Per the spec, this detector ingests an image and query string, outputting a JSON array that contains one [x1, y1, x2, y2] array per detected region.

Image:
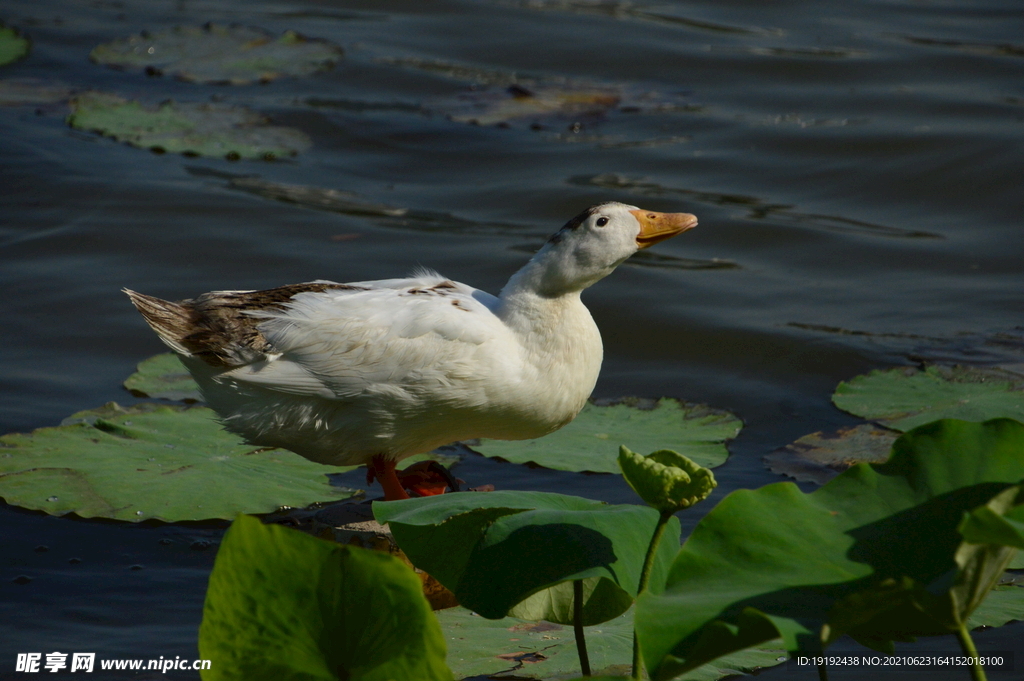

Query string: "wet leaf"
[[833, 364, 1024, 431], [91, 24, 342, 85], [124, 352, 201, 402], [199, 515, 451, 681], [67, 92, 311, 159], [374, 490, 681, 625], [442, 83, 621, 126], [472, 399, 739, 473], [0, 23, 30, 66], [636, 418, 1024, 681], [764, 424, 899, 484], [0, 402, 359, 522], [439, 606, 785, 680]]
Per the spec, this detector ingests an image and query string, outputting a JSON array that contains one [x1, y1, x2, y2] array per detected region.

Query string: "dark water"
[[1, 0, 1022, 678]]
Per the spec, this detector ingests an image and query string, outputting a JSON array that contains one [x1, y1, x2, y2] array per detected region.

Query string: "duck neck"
[[495, 254, 592, 338]]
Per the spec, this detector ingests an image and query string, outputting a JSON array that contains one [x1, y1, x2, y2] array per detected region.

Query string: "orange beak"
[[630, 209, 698, 249]]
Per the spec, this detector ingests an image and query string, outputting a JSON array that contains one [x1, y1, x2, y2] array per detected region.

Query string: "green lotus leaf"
[[199, 515, 451, 681], [439, 606, 786, 680], [0, 402, 359, 521], [636, 418, 1024, 681], [0, 24, 30, 66], [91, 24, 342, 85], [473, 399, 740, 474], [618, 446, 716, 512], [764, 424, 899, 485], [124, 352, 202, 401], [374, 490, 681, 625], [67, 92, 311, 159], [966, 583, 1024, 628], [833, 365, 1024, 432]]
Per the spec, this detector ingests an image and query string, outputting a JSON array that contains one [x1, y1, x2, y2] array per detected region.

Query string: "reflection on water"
[[1, 0, 1023, 676]]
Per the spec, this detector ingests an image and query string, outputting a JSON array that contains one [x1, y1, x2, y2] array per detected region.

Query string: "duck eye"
[[595, 217, 609, 227]]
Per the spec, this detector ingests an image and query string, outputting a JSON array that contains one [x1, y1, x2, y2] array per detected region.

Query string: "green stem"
[[817, 661, 829, 681], [573, 579, 591, 676], [631, 510, 674, 681], [955, 622, 987, 681]]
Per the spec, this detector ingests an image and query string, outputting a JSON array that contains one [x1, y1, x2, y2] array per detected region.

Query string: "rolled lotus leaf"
[[618, 446, 716, 513]]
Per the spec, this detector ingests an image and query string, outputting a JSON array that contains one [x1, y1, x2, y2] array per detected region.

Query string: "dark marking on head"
[[547, 204, 605, 244]]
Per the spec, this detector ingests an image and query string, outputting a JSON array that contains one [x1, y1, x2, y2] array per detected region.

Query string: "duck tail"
[[123, 289, 196, 356]]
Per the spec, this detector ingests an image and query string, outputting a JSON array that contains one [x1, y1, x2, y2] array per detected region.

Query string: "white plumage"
[[126, 202, 696, 498]]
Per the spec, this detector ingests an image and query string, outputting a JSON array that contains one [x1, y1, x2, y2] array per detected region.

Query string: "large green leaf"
[[68, 92, 311, 159], [833, 365, 1024, 432], [91, 24, 342, 85], [636, 419, 1024, 681], [199, 515, 451, 681], [0, 23, 30, 66], [374, 490, 681, 625], [124, 352, 202, 402], [0, 402, 358, 521], [472, 399, 740, 473], [440, 606, 786, 680]]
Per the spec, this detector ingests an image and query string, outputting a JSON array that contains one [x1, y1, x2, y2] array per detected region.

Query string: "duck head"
[[513, 202, 698, 297]]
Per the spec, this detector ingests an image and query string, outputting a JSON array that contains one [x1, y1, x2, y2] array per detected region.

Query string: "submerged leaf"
[[0, 23, 30, 66], [637, 418, 1024, 680], [67, 92, 311, 159], [124, 353, 201, 401], [91, 24, 342, 84], [374, 490, 681, 625], [439, 606, 785, 681], [473, 399, 739, 473], [0, 402, 358, 521], [833, 365, 1024, 431], [199, 515, 451, 681], [764, 424, 899, 484], [0, 79, 74, 106]]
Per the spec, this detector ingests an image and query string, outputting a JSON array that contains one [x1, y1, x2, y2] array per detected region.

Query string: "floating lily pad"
[[442, 83, 621, 126], [833, 364, 1024, 431], [637, 418, 1024, 680], [67, 92, 311, 159], [0, 23, 30, 66], [124, 352, 201, 401], [200, 515, 451, 681], [472, 399, 739, 473], [764, 424, 899, 484], [967, 583, 1024, 628], [439, 606, 786, 680], [0, 402, 359, 522], [91, 24, 342, 85]]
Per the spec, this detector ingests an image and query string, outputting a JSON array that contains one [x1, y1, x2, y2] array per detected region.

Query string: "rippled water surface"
[[2, 0, 1022, 678]]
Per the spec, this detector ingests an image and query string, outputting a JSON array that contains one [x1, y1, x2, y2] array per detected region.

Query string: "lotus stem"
[[631, 509, 674, 681], [955, 622, 987, 681], [573, 579, 591, 676], [817, 661, 829, 681]]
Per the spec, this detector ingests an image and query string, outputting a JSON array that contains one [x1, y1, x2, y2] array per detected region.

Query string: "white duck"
[[125, 202, 697, 500]]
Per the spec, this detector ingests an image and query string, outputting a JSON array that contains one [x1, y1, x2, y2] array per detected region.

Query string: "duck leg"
[[367, 456, 461, 500]]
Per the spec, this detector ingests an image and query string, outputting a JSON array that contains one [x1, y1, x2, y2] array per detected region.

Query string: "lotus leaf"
[[0, 24, 30, 66], [966, 584, 1024, 628], [67, 92, 311, 159], [439, 606, 786, 680], [0, 402, 358, 521], [443, 83, 621, 126], [91, 24, 342, 85], [374, 490, 681, 625], [473, 399, 739, 474], [764, 424, 899, 484], [124, 352, 201, 401], [636, 418, 1024, 681], [199, 515, 451, 681], [618, 447, 716, 513], [833, 365, 1024, 431]]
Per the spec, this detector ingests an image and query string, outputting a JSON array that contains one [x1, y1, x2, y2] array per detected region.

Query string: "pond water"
[[1, 0, 1022, 678]]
